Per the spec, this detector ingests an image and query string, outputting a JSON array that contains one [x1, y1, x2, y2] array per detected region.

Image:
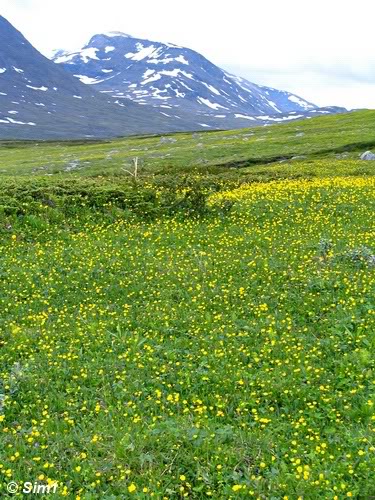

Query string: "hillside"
[[1, 109, 374, 177], [0, 16, 198, 140]]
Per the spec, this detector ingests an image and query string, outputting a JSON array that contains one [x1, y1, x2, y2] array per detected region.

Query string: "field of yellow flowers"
[[0, 174, 374, 499]]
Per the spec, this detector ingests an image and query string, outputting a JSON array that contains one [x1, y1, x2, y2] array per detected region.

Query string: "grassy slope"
[[0, 111, 374, 499], [0, 110, 375, 178]]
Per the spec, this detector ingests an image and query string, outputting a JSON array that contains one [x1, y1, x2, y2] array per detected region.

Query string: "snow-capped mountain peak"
[[100, 31, 132, 38], [52, 32, 328, 127]]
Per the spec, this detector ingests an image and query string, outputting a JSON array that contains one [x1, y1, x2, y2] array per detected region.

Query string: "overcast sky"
[[2, 0, 375, 110]]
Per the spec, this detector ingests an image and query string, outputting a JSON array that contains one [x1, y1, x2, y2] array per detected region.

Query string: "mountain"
[[52, 33, 346, 127], [0, 16, 196, 140], [0, 15, 346, 141]]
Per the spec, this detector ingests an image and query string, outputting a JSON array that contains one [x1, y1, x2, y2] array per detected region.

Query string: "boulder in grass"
[[360, 151, 375, 160]]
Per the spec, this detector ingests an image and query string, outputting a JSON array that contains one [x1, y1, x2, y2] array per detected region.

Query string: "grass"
[[0, 110, 375, 178], [0, 111, 375, 498]]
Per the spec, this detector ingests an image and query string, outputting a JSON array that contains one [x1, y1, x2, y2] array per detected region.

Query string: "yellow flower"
[[128, 484, 136, 493], [232, 485, 242, 492], [179, 475, 186, 481]]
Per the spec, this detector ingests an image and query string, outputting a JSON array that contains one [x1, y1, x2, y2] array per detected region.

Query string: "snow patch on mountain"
[[197, 97, 226, 110], [79, 48, 100, 63], [102, 31, 132, 38], [26, 85, 48, 91], [235, 114, 256, 120], [55, 47, 100, 64], [75, 75, 98, 84], [288, 95, 314, 110], [0, 116, 36, 125], [125, 44, 162, 61], [202, 82, 221, 95], [142, 72, 161, 85]]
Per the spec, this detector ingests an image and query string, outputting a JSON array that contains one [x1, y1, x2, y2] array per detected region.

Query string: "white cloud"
[[1, 0, 375, 109]]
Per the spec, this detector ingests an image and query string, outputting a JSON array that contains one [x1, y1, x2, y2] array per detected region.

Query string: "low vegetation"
[[0, 112, 374, 498]]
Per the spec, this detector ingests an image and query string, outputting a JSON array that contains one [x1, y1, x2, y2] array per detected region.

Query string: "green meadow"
[[0, 111, 374, 499]]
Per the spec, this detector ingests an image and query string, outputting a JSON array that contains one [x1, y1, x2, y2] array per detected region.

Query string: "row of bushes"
[[0, 176, 237, 229]]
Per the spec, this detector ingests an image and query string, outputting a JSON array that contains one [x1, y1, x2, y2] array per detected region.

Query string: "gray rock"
[[160, 137, 177, 144], [65, 160, 81, 172], [335, 153, 349, 159], [360, 151, 375, 160]]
